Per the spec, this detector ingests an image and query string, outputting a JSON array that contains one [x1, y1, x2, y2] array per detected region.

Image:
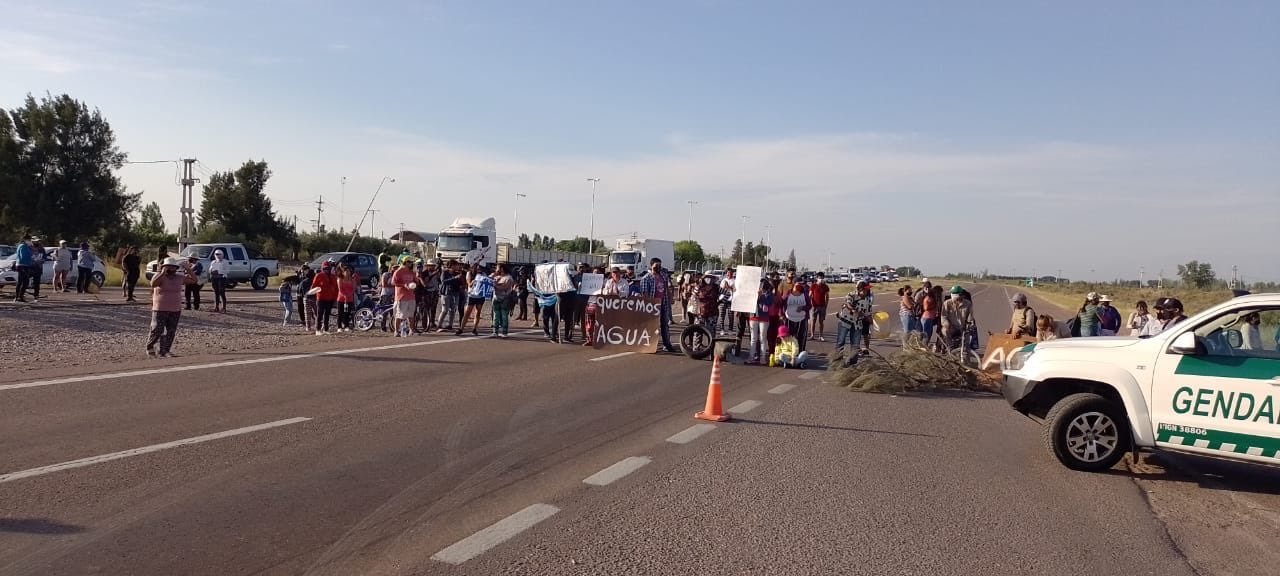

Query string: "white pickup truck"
[[145, 243, 279, 290], [1003, 293, 1280, 472]]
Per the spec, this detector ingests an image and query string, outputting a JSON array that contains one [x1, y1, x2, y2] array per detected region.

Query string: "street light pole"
[[764, 225, 772, 270], [339, 176, 346, 233], [514, 192, 527, 247], [587, 178, 600, 253], [740, 216, 749, 267], [346, 176, 395, 252], [686, 200, 697, 242]]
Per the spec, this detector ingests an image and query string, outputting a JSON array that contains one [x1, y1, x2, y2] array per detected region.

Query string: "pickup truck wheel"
[[251, 269, 269, 291], [1044, 393, 1130, 472]]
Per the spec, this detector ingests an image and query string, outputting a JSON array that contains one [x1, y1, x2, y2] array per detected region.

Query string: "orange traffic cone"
[[695, 356, 731, 422]]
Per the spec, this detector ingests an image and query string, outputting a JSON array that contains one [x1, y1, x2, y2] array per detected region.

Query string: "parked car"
[[0, 245, 14, 260], [144, 243, 279, 290], [0, 247, 108, 288], [1004, 293, 1280, 472], [308, 252, 380, 288]]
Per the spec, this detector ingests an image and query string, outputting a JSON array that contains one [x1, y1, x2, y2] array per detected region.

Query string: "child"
[[770, 325, 809, 369], [279, 277, 295, 326], [1036, 314, 1060, 342], [582, 299, 599, 347]]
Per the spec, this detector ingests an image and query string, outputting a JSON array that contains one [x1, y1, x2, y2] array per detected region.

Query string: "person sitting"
[[1035, 315, 1059, 342], [770, 325, 808, 368]]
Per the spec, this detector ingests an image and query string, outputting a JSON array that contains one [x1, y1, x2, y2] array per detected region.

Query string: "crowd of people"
[[8, 235, 108, 302]]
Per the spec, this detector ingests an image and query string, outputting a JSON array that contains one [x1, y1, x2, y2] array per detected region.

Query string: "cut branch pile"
[[826, 347, 1001, 394]]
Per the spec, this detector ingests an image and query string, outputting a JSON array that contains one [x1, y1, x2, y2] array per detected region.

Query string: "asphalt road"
[[2, 283, 1275, 575]]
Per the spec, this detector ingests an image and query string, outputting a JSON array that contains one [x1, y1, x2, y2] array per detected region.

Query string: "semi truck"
[[496, 244, 606, 269], [434, 216, 605, 268], [608, 238, 675, 276]]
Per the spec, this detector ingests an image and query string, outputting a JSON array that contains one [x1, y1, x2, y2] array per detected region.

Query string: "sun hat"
[[778, 325, 790, 338], [1099, 295, 1112, 303], [162, 257, 183, 267]]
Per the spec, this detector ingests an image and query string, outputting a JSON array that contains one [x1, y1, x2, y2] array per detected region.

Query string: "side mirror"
[[1169, 332, 1201, 355]]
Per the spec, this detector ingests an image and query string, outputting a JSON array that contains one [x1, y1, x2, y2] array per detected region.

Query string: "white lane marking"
[[799, 371, 821, 380], [0, 331, 543, 392], [583, 456, 652, 486], [589, 351, 636, 362], [0, 417, 311, 484], [431, 503, 560, 565], [768, 384, 797, 395], [728, 400, 762, 414], [666, 423, 717, 445]]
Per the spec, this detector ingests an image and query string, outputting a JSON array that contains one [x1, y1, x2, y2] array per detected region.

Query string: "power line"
[[124, 159, 175, 165]]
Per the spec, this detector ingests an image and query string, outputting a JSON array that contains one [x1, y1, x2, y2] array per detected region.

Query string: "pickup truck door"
[[227, 246, 250, 280], [1149, 305, 1280, 465]]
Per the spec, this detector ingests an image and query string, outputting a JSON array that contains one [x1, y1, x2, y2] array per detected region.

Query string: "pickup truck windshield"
[[438, 234, 474, 252]]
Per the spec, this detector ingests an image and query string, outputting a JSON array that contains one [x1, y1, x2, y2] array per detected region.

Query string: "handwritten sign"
[[534, 263, 574, 293], [578, 273, 604, 296], [590, 295, 662, 353], [730, 266, 762, 313]]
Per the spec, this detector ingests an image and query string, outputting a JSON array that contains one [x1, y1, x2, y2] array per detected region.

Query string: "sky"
[[2, 0, 1278, 281]]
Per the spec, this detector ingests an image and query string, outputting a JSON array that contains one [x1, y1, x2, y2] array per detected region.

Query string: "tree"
[[198, 160, 295, 248], [0, 93, 138, 242], [133, 201, 175, 247], [674, 240, 705, 265], [896, 266, 922, 277], [787, 249, 797, 270], [531, 233, 542, 249], [729, 239, 743, 264], [1177, 260, 1216, 290], [518, 233, 531, 249]]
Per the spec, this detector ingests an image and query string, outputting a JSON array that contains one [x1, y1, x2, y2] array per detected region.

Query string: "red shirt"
[[312, 270, 338, 301], [392, 267, 417, 302], [337, 277, 356, 302], [809, 282, 830, 307]]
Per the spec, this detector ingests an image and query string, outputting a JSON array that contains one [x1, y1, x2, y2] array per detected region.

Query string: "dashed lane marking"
[[666, 424, 717, 445], [728, 400, 762, 414], [431, 504, 561, 565], [768, 384, 797, 394], [589, 351, 636, 362], [582, 456, 652, 486], [0, 417, 311, 484]]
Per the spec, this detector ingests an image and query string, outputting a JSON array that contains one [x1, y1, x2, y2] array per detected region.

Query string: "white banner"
[[578, 272, 604, 296], [730, 266, 762, 313], [534, 263, 574, 293]]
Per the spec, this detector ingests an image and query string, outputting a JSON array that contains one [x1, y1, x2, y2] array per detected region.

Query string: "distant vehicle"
[[0, 247, 108, 288], [0, 245, 14, 260], [496, 243, 605, 269], [309, 252, 379, 288], [833, 273, 851, 283], [437, 217, 605, 269], [608, 238, 675, 277], [145, 243, 279, 290]]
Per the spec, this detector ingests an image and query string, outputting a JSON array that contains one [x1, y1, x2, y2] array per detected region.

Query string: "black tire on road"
[[251, 269, 269, 291], [1044, 392, 1130, 472], [680, 324, 713, 360]]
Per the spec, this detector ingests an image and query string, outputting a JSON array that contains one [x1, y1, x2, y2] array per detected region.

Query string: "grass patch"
[[986, 280, 1235, 321]]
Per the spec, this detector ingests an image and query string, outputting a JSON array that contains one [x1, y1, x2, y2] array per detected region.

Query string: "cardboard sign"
[[590, 295, 662, 353], [578, 273, 604, 296], [534, 262, 574, 293], [981, 333, 1036, 373], [730, 266, 762, 313]]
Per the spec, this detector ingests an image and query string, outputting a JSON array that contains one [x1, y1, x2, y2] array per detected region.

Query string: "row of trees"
[[516, 233, 607, 254]]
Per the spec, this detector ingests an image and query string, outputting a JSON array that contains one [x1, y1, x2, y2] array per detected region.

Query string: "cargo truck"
[[608, 238, 675, 276]]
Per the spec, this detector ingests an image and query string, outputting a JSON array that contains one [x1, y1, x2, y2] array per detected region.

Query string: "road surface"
[[2, 283, 1275, 575]]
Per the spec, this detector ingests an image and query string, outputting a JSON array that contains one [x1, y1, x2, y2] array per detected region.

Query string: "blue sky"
[[3, 0, 1278, 281]]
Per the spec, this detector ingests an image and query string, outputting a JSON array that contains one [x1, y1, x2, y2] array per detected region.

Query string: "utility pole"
[[1232, 265, 1239, 289], [1139, 266, 1145, 287], [314, 195, 325, 233], [399, 222, 405, 246], [367, 209, 379, 238], [339, 176, 347, 233], [587, 178, 600, 254], [178, 158, 199, 249], [686, 200, 697, 242], [514, 192, 526, 246]]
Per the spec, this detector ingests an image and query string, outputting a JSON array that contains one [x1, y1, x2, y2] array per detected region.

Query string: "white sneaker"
[[315, 330, 323, 336]]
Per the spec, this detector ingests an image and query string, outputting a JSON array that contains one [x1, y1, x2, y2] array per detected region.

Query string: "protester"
[[695, 273, 720, 334], [492, 264, 515, 338], [419, 259, 442, 332], [853, 280, 874, 356], [515, 266, 532, 323], [390, 256, 417, 337], [717, 268, 736, 335], [437, 260, 463, 332], [1139, 298, 1187, 337], [529, 275, 560, 342], [183, 254, 204, 310], [279, 275, 295, 326], [771, 324, 808, 369], [208, 249, 231, 312], [76, 242, 99, 294], [312, 260, 339, 334], [942, 286, 974, 349], [1075, 292, 1102, 337], [898, 285, 917, 347], [783, 280, 811, 352], [678, 271, 694, 324], [378, 266, 395, 306], [634, 257, 677, 353], [834, 290, 862, 367], [296, 264, 313, 329], [912, 279, 934, 334], [920, 285, 943, 347], [12, 235, 34, 302], [52, 239, 73, 293], [604, 267, 630, 296], [573, 263, 591, 341], [1127, 301, 1151, 336], [459, 265, 494, 337], [747, 279, 774, 365], [146, 257, 197, 358], [1007, 293, 1037, 338], [767, 272, 785, 353], [122, 246, 142, 302], [336, 264, 357, 332], [808, 272, 830, 341], [28, 238, 46, 300], [1035, 315, 1059, 342], [1097, 295, 1122, 336]]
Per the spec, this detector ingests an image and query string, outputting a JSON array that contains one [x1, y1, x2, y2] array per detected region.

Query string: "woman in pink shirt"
[[146, 257, 197, 358], [336, 264, 357, 332]]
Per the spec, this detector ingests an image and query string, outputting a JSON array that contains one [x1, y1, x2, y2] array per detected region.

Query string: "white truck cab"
[[1004, 293, 1280, 471]]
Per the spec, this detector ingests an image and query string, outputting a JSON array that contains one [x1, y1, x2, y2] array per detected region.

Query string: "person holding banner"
[[459, 265, 494, 337], [748, 279, 775, 364], [603, 268, 631, 296], [633, 257, 677, 353], [528, 274, 560, 342]]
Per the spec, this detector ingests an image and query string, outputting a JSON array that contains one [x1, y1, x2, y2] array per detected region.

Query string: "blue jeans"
[[659, 303, 674, 350], [921, 317, 938, 346]]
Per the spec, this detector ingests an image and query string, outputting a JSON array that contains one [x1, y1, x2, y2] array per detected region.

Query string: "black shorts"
[[467, 297, 486, 307]]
